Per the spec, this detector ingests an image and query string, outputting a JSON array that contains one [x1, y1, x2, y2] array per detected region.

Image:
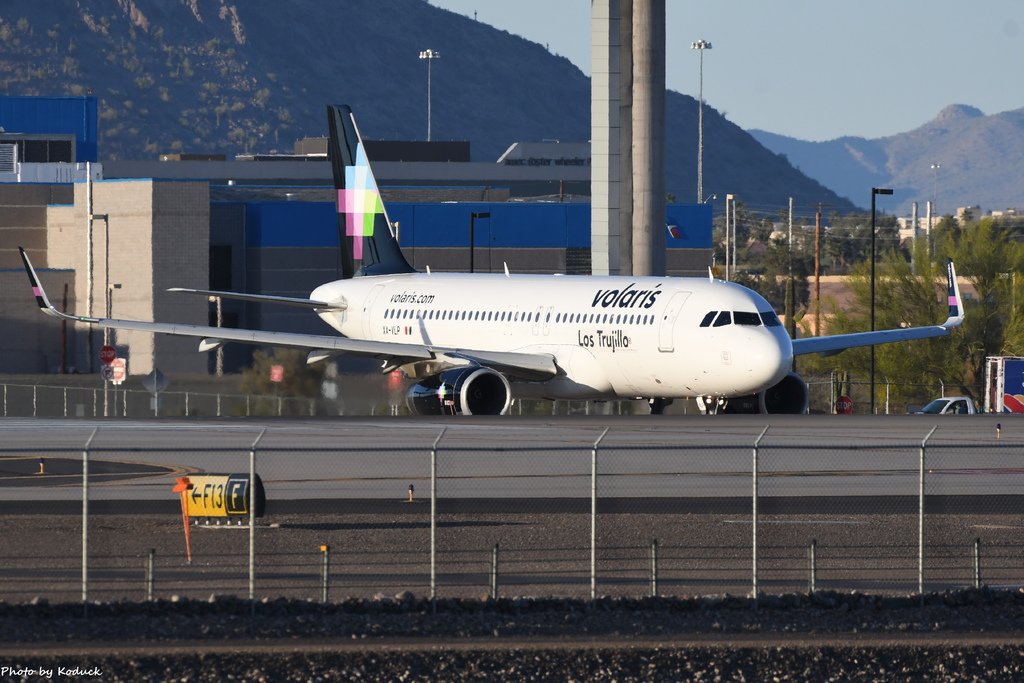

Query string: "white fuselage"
[[311, 273, 793, 400]]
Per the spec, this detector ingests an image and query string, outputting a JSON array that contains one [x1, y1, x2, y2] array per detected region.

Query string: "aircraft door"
[[532, 305, 544, 335], [542, 306, 554, 336], [658, 291, 691, 352], [362, 284, 386, 337]]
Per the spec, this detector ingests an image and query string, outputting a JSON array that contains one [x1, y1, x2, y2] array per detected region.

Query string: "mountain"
[[0, 0, 852, 210], [751, 104, 1024, 214]]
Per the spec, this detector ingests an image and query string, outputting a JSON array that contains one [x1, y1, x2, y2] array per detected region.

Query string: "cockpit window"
[[712, 311, 732, 327], [699, 311, 717, 327], [759, 310, 782, 327], [734, 311, 761, 326]]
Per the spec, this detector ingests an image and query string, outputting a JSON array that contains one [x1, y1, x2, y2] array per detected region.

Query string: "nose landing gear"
[[696, 396, 727, 415]]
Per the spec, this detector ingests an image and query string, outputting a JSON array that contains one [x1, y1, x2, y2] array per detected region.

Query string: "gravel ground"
[[4, 590, 1024, 681], [6, 645, 1024, 682]]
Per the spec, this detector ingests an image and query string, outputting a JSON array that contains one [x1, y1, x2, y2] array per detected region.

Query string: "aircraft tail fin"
[[327, 105, 415, 279]]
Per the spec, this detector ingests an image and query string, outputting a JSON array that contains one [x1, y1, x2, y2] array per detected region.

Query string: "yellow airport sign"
[[184, 473, 265, 518]]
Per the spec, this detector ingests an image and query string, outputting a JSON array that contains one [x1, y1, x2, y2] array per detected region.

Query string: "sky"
[[429, 0, 1024, 141]]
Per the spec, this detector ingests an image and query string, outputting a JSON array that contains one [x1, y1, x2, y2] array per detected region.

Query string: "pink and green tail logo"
[[337, 143, 383, 260]]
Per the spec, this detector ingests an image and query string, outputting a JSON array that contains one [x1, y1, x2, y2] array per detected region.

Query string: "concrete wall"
[[0, 269, 76, 373], [46, 179, 209, 376], [0, 183, 73, 268]]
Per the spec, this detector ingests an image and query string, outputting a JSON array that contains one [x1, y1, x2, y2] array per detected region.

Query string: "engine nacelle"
[[406, 366, 512, 416], [721, 372, 809, 414]]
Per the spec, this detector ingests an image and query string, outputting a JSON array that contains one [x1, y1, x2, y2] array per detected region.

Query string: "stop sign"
[[270, 364, 285, 383], [835, 395, 853, 415], [99, 345, 116, 365]]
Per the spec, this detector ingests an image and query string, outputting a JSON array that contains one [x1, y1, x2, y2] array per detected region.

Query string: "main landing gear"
[[648, 397, 674, 415], [648, 396, 727, 415]]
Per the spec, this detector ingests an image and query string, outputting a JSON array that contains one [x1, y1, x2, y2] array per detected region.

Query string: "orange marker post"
[[172, 477, 194, 564]]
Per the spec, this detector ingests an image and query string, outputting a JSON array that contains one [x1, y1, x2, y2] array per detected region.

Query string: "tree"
[[240, 348, 327, 415], [935, 217, 1024, 384], [799, 248, 969, 410]]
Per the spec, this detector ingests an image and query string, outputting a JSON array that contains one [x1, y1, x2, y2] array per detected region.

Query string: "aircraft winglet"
[[942, 259, 964, 329], [19, 247, 95, 323]]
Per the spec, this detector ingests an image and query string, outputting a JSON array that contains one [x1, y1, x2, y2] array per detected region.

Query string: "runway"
[[0, 414, 1022, 505], [1, 415, 1022, 602]]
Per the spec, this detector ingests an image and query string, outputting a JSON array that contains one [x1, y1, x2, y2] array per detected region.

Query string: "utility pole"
[[724, 193, 731, 280], [731, 194, 737, 277], [814, 205, 822, 337], [787, 197, 796, 343], [911, 201, 919, 275]]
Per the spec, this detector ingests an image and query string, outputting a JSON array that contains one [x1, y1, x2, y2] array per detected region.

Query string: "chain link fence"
[[2, 376, 978, 419], [1, 428, 1022, 607]]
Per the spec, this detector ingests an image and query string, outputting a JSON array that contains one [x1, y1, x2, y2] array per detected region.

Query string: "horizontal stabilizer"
[[168, 287, 346, 311]]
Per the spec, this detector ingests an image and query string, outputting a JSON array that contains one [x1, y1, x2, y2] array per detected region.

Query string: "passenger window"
[[712, 311, 732, 327], [734, 311, 761, 326]]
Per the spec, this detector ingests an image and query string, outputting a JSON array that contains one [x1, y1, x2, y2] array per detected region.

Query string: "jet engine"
[[721, 372, 809, 414], [406, 366, 512, 415]]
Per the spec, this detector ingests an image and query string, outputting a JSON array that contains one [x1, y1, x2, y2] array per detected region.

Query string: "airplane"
[[19, 104, 964, 416]]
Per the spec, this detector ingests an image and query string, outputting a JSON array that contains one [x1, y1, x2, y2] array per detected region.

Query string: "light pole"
[[870, 187, 893, 415], [691, 39, 712, 204], [104, 282, 120, 415], [208, 295, 223, 376], [93, 212, 111, 416], [419, 49, 440, 141]]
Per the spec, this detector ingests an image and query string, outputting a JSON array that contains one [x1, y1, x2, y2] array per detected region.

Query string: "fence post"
[[752, 426, 768, 605], [974, 538, 981, 589], [33, 384, 37, 417], [64, 387, 68, 417], [3, 383, 6, 416], [93, 389, 97, 417], [490, 543, 499, 600], [430, 428, 446, 613], [249, 428, 266, 617], [808, 539, 817, 594], [185, 392, 189, 416], [82, 428, 98, 617], [146, 548, 155, 601], [650, 539, 658, 597], [920, 425, 937, 603], [591, 427, 610, 601], [320, 544, 330, 603], [217, 393, 222, 417]]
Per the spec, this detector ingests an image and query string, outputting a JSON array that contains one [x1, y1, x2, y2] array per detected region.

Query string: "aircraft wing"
[[792, 259, 964, 357], [20, 248, 557, 379]]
